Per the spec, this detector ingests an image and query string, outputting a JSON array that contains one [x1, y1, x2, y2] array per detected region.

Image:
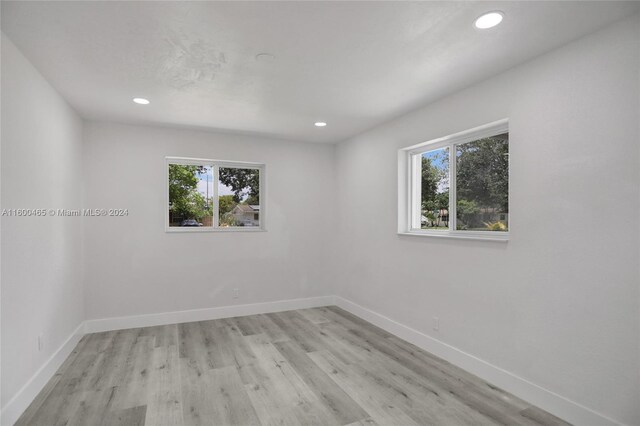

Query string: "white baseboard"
[[334, 296, 622, 426], [84, 295, 335, 333], [0, 322, 85, 426]]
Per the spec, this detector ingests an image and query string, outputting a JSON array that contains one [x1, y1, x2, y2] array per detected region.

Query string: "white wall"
[[1, 34, 85, 410], [82, 122, 336, 321], [333, 15, 639, 426]]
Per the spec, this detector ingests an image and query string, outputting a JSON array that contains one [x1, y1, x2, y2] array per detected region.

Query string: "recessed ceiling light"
[[474, 11, 504, 29], [133, 97, 150, 105], [314, 122, 327, 127]]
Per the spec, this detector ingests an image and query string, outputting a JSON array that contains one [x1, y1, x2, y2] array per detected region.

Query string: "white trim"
[[0, 323, 85, 426], [404, 118, 509, 153], [449, 142, 457, 232], [333, 296, 622, 426], [84, 296, 334, 333], [399, 230, 509, 241], [258, 165, 266, 229], [165, 226, 266, 233], [397, 149, 411, 233], [165, 157, 261, 169], [410, 153, 422, 229], [213, 163, 220, 228]]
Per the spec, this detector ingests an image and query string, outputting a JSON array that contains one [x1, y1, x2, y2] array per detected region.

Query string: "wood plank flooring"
[[16, 307, 570, 426]]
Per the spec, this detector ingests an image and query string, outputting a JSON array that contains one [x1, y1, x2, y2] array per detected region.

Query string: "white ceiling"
[[2, 1, 638, 143]]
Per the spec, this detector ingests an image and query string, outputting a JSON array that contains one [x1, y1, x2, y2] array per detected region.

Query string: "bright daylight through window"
[[167, 158, 264, 231], [402, 120, 509, 240]]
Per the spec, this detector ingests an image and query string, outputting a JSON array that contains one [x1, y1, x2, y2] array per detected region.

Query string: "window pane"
[[421, 147, 449, 230], [218, 167, 260, 227], [456, 133, 509, 231], [168, 164, 213, 227]]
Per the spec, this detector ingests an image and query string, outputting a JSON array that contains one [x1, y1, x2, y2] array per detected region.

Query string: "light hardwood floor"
[[16, 307, 569, 426]]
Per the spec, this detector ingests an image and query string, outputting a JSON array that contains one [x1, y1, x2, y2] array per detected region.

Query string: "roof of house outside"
[[234, 204, 259, 212]]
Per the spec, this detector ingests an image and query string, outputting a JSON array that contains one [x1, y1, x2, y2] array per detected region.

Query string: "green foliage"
[[219, 212, 239, 227], [456, 135, 508, 212], [244, 195, 260, 206], [421, 154, 448, 208], [421, 152, 449, 227], [421, 157, 440, 206], [169, 165, 260, 225], [484, 221, 507, 231], [217, 195, 239, 227], [454, 135, 508, 229], [424, 211, 438, 227], [219, 167, 259, 203], [456, 199, 479, 229], [419, 135, 508, 230], [169, 164, 212, 221], [218, 195, 237, 216], [457, 198, 480, 215], [169, 164, 200, 204]]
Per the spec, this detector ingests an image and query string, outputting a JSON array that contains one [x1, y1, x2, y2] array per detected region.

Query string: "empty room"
[[1, 1, 639, 425]]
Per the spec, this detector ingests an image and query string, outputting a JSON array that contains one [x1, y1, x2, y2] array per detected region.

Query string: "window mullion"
[[258, 167, 265, 228], [411, 154, 422, 230], [449, 144, 456, 232], [213, 164, 220, 228]]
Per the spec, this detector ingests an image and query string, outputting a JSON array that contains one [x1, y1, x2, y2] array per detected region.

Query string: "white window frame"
[[165, 156, 266, 233], [398, 119, 509, 241]]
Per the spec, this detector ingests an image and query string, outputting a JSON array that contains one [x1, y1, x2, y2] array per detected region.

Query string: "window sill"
[[166, 227, 266, 233], [398, 230, 508, 242]]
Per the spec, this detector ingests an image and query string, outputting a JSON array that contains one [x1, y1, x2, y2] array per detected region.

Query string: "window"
[[166, 157, 265, 232], [399, 119, 509, 240]]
